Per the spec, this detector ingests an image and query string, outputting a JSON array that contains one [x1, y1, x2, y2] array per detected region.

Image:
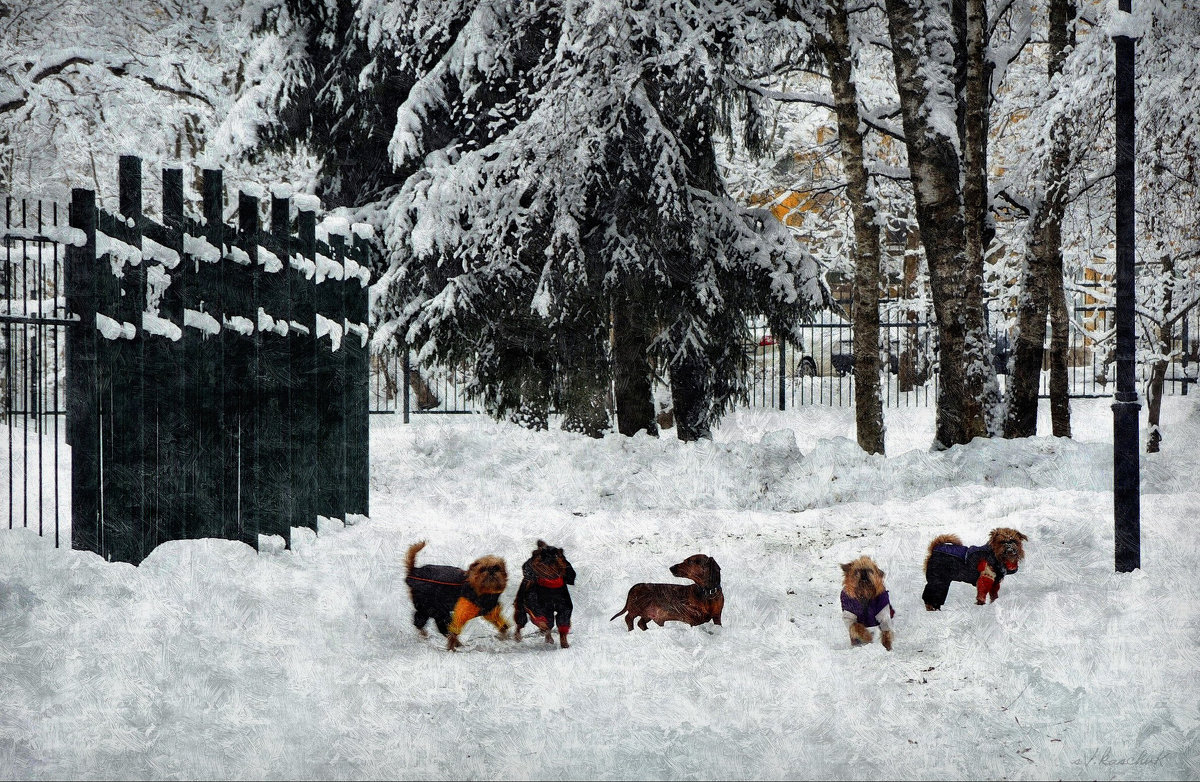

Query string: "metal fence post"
[[778, 339, 786, 412], [402, 348, 411, 424], [67, 188, 99, 555], [1112, 0, 1140, 572]]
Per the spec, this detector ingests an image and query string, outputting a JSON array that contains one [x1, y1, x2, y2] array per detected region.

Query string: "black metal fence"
[[368, 304, 1200, 418], [2, 156, 373, 564], [370, 349, 477, 420], [743, 317, 939, 410], [2, 196, 69, 546]]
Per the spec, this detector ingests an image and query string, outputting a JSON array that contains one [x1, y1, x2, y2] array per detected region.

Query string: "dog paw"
[[447, 634, 462, 651], [976, 599, 986, 605]]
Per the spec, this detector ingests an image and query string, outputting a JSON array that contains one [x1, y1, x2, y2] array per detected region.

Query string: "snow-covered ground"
[[2, 397, 1199, 780]]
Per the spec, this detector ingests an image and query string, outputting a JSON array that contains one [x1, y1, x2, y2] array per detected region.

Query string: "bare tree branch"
[[0, 53, 214, 116], [736, 80, 906, 142]]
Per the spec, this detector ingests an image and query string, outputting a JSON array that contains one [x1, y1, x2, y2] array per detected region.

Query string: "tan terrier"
[[404, 541, 510, 651], [840, 556, 894, 651], [922, 527, 1028, 610]]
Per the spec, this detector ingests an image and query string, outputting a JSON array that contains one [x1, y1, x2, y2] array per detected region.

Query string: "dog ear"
[[841, 563, 852, 574], [1018, 531, 1029, 541], [536, 540, 547, 549], [877, 567, 886, 578]]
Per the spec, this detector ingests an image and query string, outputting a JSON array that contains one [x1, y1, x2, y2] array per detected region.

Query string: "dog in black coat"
[[514, 540, 575, 649], [922, 528, 1028, 610], [404, 541, 510, 651]]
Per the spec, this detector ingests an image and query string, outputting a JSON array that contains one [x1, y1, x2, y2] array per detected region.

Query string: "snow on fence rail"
[[54, 156, 371, 565]]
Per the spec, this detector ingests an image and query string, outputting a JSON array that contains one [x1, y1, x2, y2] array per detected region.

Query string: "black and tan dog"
[[405, 541, 510, 651], [513, 540, 576, 649], [840, 556, 894, 651], [922, 528, 1029, 610], [611, 554, 724, 631]]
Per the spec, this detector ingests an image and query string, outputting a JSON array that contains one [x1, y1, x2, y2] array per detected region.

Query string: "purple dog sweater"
[[841, 589, 895, 631]]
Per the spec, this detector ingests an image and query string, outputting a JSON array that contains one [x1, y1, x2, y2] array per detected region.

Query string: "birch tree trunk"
[[883, 0, 991, 447], [961, 0, 1001, 433], [1004, 0, 1075, 438], [818, 0, 885, 455], [1145, 256, 1174, 453], [1048, 241, 1073, 437]]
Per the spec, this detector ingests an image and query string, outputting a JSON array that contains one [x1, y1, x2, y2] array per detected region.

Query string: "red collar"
[[536, 577, 565, 589]]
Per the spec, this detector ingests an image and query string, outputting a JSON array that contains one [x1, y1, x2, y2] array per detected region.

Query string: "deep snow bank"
[[1, 398, 1198, 780]]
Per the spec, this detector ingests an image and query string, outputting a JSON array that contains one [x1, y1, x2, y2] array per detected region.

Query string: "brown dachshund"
[[610, 554, 724, 630]]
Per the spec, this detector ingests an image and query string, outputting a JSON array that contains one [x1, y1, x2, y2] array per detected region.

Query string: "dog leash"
[[407, 575, 466, 587]]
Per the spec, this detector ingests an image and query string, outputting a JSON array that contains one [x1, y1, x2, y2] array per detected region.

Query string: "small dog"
[[840, 556, 894, 651], [610, 554, 723, 631], [922, 528, 1029, 610], [514, 540, 576, 649], [404, 541, 510, 651]]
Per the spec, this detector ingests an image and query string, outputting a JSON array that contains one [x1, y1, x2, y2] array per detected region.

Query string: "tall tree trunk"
[[1145, 257, 1174, 453], [898, 220, 923, 391], [670, 342, 712, 442], [1004, 0, 1075, 438], [962, 0, 1001, 434], [665, 88, 722, 443], [883, 0, 990, 448], [819, 0, 885, 455], [557, 315, 611, 438], [611, 282, 658, 437], [1145, 330, 1169, 453], [1048, 236, 1072, 437], [1005, 254, 1049, 436]]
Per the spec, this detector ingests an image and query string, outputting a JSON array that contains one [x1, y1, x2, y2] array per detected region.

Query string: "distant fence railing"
[[367, 307, 1200, 419]]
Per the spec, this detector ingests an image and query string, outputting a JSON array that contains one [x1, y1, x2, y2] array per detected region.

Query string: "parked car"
[[755, 332, 820, 376], [749, 309, 933, 379], [747, 309, 855, 377]]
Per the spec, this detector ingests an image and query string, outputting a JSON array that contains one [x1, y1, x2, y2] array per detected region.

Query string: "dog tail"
[[406, 541, 427, 576], [925, 534, 962, 570], [609, 607, 627, 621]]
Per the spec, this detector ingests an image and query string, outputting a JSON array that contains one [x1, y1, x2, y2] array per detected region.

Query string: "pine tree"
[[370, 0, 824, 439]]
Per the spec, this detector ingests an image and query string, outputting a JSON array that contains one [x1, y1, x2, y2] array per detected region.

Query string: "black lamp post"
[[1112, 0, 1140, 572]]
